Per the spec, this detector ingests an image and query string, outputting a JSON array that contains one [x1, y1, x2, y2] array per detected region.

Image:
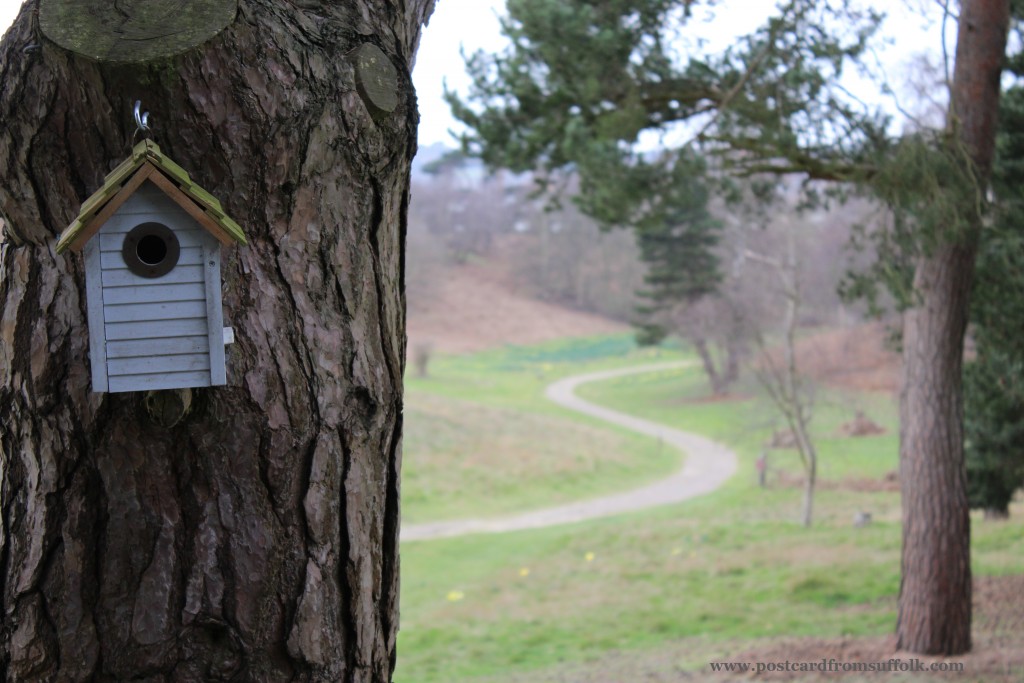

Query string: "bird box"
[[56, 140, 247, 394]]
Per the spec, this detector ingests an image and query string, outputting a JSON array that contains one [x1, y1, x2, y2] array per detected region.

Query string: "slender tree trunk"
[[0, 0, 435, 679], [800, 457, 816, 528], [897, 0, 1009, 656], [692, 337, 725, 395], [722, 336, 742, 388], [780, 238, 817, 528]]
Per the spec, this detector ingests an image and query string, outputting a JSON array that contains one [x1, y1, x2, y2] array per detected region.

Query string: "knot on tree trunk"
[[144, 388, 193, 428]]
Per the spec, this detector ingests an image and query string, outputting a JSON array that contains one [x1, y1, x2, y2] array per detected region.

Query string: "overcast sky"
[[0, 1, 950, 147]]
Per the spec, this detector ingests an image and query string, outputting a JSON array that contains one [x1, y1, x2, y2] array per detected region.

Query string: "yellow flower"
[[446, 590, 465, 602], [584, 552, 595, 562], [519, 567, 530, 577]]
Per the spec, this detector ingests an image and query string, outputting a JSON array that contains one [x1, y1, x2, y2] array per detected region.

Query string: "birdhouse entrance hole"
[[137, 234, 166, 264], [122, 222, 180, 278]]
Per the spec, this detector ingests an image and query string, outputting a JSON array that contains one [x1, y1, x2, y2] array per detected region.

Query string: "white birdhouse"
[[56, 140, 247, 394]]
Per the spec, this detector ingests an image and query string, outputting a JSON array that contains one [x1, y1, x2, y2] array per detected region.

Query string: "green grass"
[[396, 335, 1024, 683], [403, 393, 680, 522], [576, 362, 902, 482], [402, 335, 687, 522], [397, 511, 912, 682]]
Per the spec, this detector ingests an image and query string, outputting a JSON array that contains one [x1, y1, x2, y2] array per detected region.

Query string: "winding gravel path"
[[401, 362, 738, 542]]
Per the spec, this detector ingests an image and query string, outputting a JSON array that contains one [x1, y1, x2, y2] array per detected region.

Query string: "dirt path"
[[401, 362, 738, 542]]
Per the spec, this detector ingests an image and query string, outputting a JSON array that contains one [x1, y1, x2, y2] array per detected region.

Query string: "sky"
[[0, 0, 951, 147], [413, 0, 953, 146]]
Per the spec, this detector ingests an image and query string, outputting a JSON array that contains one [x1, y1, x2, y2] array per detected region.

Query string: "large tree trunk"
[[896, 0, 1008, 656], [0, 0, 435, 680]]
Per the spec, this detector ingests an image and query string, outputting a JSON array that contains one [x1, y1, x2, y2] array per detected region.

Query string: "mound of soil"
[[837, 410, 887, 437], [768, 430, 798, 449]]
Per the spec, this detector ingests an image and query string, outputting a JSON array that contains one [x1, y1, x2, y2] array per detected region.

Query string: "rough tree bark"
[[897, 0, 1009, 656], [0, 0, 435, 680]]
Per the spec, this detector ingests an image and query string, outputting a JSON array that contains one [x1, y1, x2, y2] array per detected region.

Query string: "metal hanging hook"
[[134, 100, 151, 132], [132, 100, 152, 146]]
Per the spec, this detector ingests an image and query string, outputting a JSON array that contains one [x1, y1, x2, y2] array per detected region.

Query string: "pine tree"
[[963, 86, 1024, 518], [0, 1, 436, 678], [449, 0, 1011, 655]]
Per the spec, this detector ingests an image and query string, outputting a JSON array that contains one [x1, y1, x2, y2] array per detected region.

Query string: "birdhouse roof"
[[56, 139, 247, 253]]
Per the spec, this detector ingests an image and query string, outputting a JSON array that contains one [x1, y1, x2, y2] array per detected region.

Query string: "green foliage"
[[964, 351, 1024, 515], [840, 8, 1024, 319], [448, 0, 686, 173], [448, 0, 957, 350], [450, 0, 1009, 330], [993, 86, 1024, 192], [628, 154, 723, 344], [962, 87, 1024, 514], [450, 0, 889, 354], [449, 0, 887, 181], [839, 134, 981, 315], [705, 1, 889, 179]]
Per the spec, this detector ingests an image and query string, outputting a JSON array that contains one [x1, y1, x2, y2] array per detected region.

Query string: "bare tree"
[[665, 293, 750, 395], [509, 194, 647, 321], [745, 228, 820, 527]]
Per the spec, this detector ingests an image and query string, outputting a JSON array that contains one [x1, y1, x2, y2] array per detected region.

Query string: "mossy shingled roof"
[[56, 139, 247, 253]]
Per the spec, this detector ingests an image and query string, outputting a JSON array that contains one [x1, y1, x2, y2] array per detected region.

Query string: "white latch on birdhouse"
[[56, 105, 247, 394]]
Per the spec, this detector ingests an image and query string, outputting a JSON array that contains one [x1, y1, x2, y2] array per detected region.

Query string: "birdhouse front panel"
[[57, 140, 246, 394], [83, 182, 227, 393]]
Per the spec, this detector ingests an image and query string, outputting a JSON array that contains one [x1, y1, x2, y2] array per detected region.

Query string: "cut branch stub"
[[144, 388, 194, 429], [40, 0, 238, 63], [354, 43, 399, 116]]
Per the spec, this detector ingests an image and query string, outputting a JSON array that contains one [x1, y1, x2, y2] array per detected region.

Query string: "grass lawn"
[[402, 335, 687, 522], [396, 336, 1024, 683]]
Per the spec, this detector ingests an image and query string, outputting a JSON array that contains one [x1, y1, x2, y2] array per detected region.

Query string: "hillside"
[[407, 260, 628, 355], [796, 321, 901, 393]]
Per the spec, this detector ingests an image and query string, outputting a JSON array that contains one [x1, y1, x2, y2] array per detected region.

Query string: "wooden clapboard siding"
[[103, 300, 208, 323], [84, 240, 109, 393], [107, 371, 213, 394], [106, 336, 209, 359], [102, 265, 204, 288], [105, 317, 209, 341], [100, 246, 203, 270], [103, 283, 207, 305], [98, 228, 207, 252], [106, 182, 182, 219], [202, 241, 227, 386], [107, 353, 211, 377]]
